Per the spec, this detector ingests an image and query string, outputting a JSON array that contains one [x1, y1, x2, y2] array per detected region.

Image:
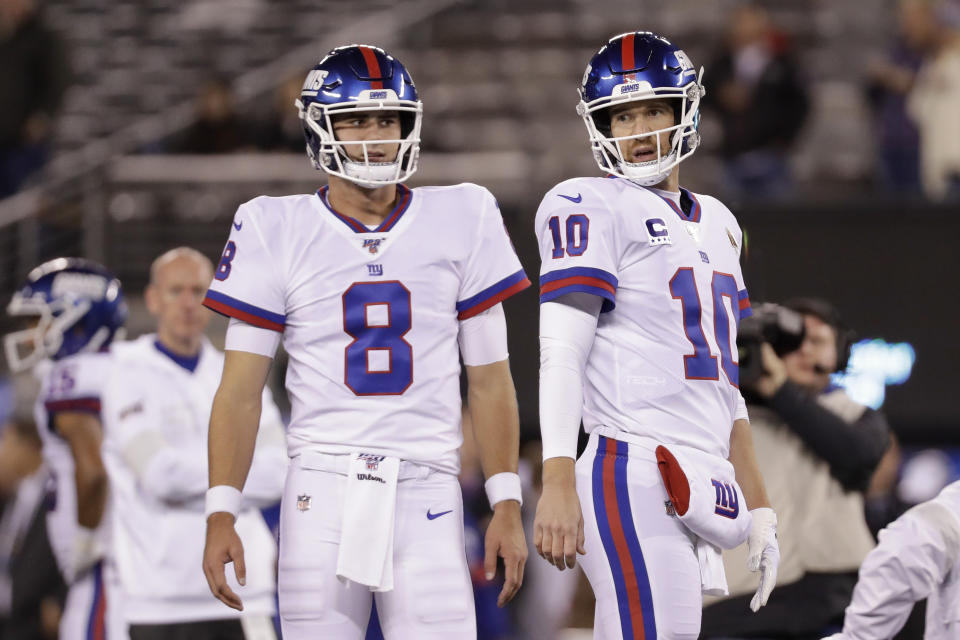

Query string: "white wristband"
[[72, 525, 102, 578], [485, 472, 523, 508], [205, 485, 242, 520]]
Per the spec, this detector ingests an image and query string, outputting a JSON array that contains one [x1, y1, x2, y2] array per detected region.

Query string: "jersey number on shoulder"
[[547, 215, 589, 258], [669, 268, 739, 387], [215, 241, 237, 281], [342, 281, 413, 396], [49, 365, 77, 397]]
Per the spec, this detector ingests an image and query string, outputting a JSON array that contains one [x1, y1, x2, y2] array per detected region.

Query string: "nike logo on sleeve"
[[426, 509, 453, 520], [557, 193, 583, 203]]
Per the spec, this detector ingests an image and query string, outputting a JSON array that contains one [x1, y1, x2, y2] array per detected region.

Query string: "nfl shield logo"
[[358, 453, 385, 471], [297, 494, 311, 511], [362, 238, 383, 254]]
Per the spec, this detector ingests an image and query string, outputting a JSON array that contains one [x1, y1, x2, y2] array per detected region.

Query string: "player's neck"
[[327, 176, 399, 228], [651, 168, 680, 193], [155, 330, 202, 359]]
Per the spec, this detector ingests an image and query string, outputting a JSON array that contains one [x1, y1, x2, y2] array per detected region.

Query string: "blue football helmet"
[[295, 44, 422, 187], [578, 32, 705, 186], [5, 258, 127, 372]]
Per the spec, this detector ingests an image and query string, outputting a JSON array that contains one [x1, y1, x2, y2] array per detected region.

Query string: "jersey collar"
[[153, 339, 200, 373], [316, 184, 413, 234], [651, 187, 701, 223], [612, 175, 703, 223]]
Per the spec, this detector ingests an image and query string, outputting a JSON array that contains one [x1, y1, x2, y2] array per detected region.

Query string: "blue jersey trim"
[[317, 184, 413, 233], [539, 266, 617, 312], [456, 269, 530, 318], [737, 288, 753, 318], [651, 187, 701, 223], [539, 266, 618, 288], [203, 290, 286, 329], [153, 340, 200, 373]]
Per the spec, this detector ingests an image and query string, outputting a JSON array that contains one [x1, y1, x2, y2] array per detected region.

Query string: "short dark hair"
[[784, 297, 855, 372], [784, 297, 844, 331]]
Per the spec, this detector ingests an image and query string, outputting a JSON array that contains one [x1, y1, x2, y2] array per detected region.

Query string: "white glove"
[[69, 525, 103, 582], [747, 507, 779, 612]]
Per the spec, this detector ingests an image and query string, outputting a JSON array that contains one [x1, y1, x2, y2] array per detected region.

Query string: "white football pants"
[[59, 560, 128, 640], [278, 454, 476, 639], [576, 432, 703, 640]]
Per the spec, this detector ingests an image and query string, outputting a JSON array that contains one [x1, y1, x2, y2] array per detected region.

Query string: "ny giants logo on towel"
[[711, 479, 739, 519]]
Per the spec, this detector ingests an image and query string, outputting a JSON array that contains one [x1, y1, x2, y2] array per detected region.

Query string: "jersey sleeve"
[[732, 224, 752, 319], [737, 287, 753, 319], [43, 354, 109, 417], [455, 188, 531, 320], [225, 317, 282, 359], [203, 199, 287, 332], [535, 181, 620, 312], [719, 201, 753, 320], [837, 499, 960, 639], [734, 392, 749, 423]]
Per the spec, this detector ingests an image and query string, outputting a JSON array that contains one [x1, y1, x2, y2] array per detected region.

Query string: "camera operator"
[[701, 298, 893, 638]]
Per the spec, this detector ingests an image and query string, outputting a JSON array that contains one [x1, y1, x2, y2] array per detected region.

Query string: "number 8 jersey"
[[536, 177, 752, 459], [204, 183, 529, 475]]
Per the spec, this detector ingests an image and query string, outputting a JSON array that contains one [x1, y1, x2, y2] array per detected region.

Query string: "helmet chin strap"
[[620, 151, 678, 187], [341, 159, 402, 188]]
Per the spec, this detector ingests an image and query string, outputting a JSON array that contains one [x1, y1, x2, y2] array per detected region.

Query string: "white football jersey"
[[101, 335, 286, 623], [33, 351, 113, 583], [536, 177, 752, 458], [204, 183, 529, 474]]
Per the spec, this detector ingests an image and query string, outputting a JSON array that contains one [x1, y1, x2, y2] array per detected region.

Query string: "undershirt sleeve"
[[539, 293, 602, 461], [458, 304, 509, 367], [224, 318, 281, 358]]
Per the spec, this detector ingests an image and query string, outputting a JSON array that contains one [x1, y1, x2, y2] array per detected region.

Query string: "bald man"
[[100, 248, 288, 639]]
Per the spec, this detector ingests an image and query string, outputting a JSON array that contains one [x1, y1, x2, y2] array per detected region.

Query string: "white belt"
[[296, 450, 434, 481], [591, 425, 660, 455]]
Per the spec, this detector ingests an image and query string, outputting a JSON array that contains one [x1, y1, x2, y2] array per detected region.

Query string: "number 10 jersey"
[[536, 177, 752, 459], [205, 183, 529, 475]]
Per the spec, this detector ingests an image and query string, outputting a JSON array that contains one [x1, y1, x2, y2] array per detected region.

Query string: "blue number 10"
[[669, 268, 740, 386], [548, 215, 589, 258]]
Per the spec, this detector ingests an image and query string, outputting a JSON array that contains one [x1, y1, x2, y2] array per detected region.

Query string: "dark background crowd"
[[2, 0, 959, 638]]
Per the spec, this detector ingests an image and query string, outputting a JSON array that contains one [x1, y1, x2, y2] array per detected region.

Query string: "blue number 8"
[[215, 241, 236, 281], [342, 281, 413, 396]]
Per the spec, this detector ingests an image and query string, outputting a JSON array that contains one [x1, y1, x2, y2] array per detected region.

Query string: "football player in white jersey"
[[5, 258, 127, 640], [100, 248, 286, 639], [201, 45, 530, 639], [532, 32, 781, 639]]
